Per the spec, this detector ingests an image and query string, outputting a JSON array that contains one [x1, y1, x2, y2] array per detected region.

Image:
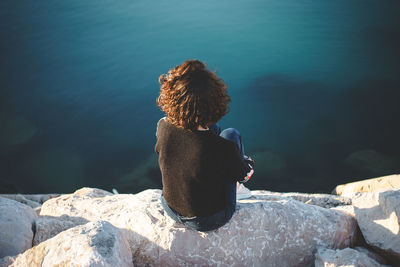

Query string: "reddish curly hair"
[[156, 59, 231, 131]]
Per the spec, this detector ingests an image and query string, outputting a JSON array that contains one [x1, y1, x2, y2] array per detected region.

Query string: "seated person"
[[155, 59, 254, 232]]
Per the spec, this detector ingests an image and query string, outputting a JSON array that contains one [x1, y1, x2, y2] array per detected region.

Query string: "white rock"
[[0, 194, 40, 208], [330, 205, 355, 218], [40, 188, 358, 266], [72, 187, 113, 198], [0, 197, 37, 258], [0, 194, 60, 205], [352, 247, 389, 266], [333, 174, 400, 197], [314, 247, 390, 267], [250, 190, 351, 208], [0, 256, 16, 267], [33, 206, 41, 216], [10, 221, 133, 267], [33, 215, 89, 246], [352, 190, 400, 263]]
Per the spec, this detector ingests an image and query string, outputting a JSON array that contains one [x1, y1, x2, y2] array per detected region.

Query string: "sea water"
[[1, 0, 399, 193]]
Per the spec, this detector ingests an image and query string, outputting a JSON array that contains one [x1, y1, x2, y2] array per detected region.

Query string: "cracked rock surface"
[[314, 247, 390, 267], [351, 189, 400, 263], [0, 197, 37, 258], [38, 187, 358, 266], [9, 221, 132, 267]]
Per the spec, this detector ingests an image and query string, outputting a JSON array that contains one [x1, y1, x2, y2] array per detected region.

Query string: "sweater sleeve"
[[226, 143, 254, 183], [154, 117, 165, 154]]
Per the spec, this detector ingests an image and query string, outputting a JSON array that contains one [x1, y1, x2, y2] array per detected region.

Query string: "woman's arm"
[[226, 143, 254, 183]]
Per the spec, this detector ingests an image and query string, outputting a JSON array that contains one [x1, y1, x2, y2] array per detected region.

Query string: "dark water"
[[1, 0, 399, 194]]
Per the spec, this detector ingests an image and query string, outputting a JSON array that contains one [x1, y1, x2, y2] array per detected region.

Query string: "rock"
[[10, 221, 133, 267], [0, 193, 61, 217], [352, 247, 390, 266], [32, 188, 112, 245], [73, 187, 113, 198], [329, 205, 370, 248], [333, 174, 400, 197], [33, 215, 89, 246], [0, 194, 61, 204], [0, 197, 37, 258], [40, 187, 358, 266], [0, 194, 41, 208], [352, 190, 400, 264], [0, 256, 16, 267], [33, 206, 41, 216], [330, 205, 355, 218], [0, 194, 62, 216], [249, 190, 351, 208], [314, 247, 390, 267]]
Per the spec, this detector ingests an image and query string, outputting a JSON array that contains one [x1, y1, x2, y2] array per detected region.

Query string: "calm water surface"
[[1, 0, 399, 193]]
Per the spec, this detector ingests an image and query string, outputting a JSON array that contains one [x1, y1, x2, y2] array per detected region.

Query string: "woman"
[[155, 59, 254, 231]]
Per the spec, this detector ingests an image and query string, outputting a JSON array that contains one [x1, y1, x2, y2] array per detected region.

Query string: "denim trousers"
[[161, 124, 245, 232]]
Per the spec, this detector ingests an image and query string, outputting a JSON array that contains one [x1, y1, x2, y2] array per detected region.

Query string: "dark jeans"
[[161, 124, 245, 232]]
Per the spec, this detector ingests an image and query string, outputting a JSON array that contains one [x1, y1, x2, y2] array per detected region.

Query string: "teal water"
[[1, 0, 399, 193]]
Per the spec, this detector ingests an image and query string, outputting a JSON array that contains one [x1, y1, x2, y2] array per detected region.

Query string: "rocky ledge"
[[0, 174, 399, 267]]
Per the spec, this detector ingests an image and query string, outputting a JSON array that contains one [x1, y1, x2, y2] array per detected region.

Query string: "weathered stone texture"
[[333, 174, 400, 197], [330, 205, 356, 218], [352, 190, 400, 263], [0, 194, 60, 206], [250, 190, 351, 208], [352, 247, 390, 266], [10, 221, 133, 267], [314, 247, 390, 267], [33, 214, 89, 246], [0, 197, 37, 258], [40, 188, 357, 267], [0, 194, 40, 209], [0, 193, 61, 216], [0, 256, 15, 267]]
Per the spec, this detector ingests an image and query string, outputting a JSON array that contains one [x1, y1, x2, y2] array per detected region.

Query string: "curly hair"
[[156, 59, 231, 131]]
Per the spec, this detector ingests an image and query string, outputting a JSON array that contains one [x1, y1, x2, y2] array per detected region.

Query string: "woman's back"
[[156, 118, 246, 217]]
